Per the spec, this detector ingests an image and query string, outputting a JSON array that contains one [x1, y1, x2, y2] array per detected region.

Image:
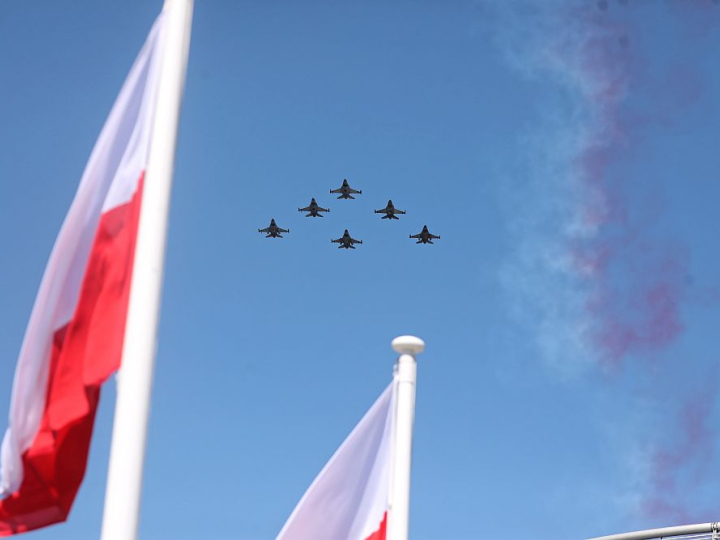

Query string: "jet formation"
[[257, 218, 289, 238], [298, 198, 329, 217], [259, 178, 440, 248], [332, 229, 363, 249], [374, 200, 406, 220], [410, 225, 440, 244], [330, 179, 362, 200]]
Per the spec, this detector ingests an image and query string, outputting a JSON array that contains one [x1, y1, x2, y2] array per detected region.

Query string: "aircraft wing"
[[395, 209, 406, 215], [350, 237, 362, 244], [330, 188, 343, 194], [331, 237, 343, 243], [278, 227, 290, 233], [374, 208, 387, 214], [348, 188, 362, 194], [429, 233, 440, 239], [409, 233, 421, 239], [258, 227, 271, 233], [317, 206, 329, 212], [298, 205, 312, 212]]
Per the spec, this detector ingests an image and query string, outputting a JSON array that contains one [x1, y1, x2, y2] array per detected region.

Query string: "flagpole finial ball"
[[392, 335, 425, 355]]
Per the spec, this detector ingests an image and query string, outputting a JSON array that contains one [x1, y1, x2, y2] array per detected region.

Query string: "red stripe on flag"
[[364, 512, 387, 540], [0, 175, 144, 535]]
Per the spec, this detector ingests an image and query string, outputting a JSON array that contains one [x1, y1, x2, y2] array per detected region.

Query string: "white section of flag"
[[0, 14, 165, 499], [276, 382, 395, 540]]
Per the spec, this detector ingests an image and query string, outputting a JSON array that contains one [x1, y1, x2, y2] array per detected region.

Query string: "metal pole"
[[100, 1, 193, 538], [587, 522, 720, 540], [387, 336, 424, 540]]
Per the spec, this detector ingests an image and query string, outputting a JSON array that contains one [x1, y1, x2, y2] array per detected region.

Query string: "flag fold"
[[0, 13, 165, 535], [276, 383, 395, 540]]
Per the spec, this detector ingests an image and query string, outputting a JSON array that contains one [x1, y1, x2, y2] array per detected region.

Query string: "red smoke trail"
[[491, 0, 718, 523], [558, 1, 718, 522], [642, 370, 719, 522], [563, 4, 691, 370]]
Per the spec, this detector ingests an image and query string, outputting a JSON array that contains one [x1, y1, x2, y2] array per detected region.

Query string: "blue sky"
[[0, 1, 719, 539]]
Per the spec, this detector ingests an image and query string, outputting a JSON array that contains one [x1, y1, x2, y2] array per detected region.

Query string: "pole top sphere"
[[392, 335, 425, 355]]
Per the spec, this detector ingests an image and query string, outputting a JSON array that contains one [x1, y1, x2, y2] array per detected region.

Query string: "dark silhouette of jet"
[[374, 200, 406, 220], [410, 225, 440, 244], [330, 179, 362, 199], [298, 198, 330, 217], [258, 219, 289, 238], [332, 229, 363, 249]]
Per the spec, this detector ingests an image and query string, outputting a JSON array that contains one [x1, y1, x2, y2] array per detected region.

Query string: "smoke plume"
[[488, 0, 720, 524]]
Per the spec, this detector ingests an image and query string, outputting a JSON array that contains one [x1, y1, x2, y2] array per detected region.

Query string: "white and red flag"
[[0, 13, 166, 535], [276, 383, 396, 540]]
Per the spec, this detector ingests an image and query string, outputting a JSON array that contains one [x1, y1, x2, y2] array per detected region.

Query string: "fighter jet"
[[298, 198, 330, 217], [331, 229, 363, 249], [330, 179, 362, 199], [410, 225, 440, 244], [374, 200, 406, 220], [258, 219, 289, 238]]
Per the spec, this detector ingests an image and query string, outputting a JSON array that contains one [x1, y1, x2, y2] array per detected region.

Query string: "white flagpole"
[[387, 335, 424, 540], [100, 1, 193, 539]]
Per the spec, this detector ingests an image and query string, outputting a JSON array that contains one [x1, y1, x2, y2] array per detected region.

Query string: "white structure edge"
[[588, 522, 720, 540]]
